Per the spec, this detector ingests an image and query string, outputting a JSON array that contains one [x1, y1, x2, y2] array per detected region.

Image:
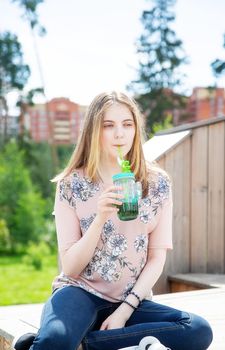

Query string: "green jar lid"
[[112, 172, 135, 181]]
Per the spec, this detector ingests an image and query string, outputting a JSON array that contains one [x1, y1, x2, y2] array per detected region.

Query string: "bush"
[[0, 141, 51, 252], [43, 219, 57, 253], [0, 219, 11, 252], [22, 241, 51, 270]]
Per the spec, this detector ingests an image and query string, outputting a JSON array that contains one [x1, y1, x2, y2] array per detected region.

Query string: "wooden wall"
[[153, 119, 225, 294]]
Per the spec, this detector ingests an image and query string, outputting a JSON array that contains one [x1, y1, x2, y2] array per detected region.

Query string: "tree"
[[0, 141, 47, 251], [129, 0, 187, 134], [17, 87, 44, 139], [211, 33, 225, 77], [0, 31, 30, 143], [11, 0, 46, 35], [11, 0, 59, 170], [149, 113, 173, 138], [17, 138, 56, 198]]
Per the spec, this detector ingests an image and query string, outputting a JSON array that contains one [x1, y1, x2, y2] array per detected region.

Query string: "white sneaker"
[[118, 336, 170, 350]]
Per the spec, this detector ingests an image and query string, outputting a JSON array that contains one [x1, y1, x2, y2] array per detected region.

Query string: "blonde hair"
[[52, 91, 157, 197]]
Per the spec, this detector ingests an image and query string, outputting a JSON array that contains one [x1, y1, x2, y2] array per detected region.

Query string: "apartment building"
[[186, 87, 225, 122], [24, 97, 86, 144]]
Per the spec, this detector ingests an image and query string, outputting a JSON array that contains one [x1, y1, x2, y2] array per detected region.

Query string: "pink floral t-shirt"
[[52, 168, 173, 302]]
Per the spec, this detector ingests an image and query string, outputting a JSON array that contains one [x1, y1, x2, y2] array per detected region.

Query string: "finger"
[[105, 198, 123, 206], [102, 185, 123, 194], [98, 198, 123, 207], [100, 322, 108, 330], [101, 206, 119, 213], [99, 192, 124, 200]]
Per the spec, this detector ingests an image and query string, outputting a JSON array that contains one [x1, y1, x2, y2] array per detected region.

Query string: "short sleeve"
[[54, 177, 81, 253], [148, 173, 173, 250]]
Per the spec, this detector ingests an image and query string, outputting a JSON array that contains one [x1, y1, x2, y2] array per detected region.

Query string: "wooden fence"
[[150, 117, 225, 294]]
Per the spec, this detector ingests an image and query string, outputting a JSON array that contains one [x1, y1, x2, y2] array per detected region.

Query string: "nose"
[[114, 126, 124, 139]]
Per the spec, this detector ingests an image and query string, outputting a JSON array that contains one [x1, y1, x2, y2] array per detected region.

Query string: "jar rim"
[[112, 172, 135, 181]]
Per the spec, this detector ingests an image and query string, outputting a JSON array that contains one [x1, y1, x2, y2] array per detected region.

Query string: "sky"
[[1, 0, 225, 108]]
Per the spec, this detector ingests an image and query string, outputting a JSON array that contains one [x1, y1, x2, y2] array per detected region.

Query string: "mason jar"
[[112, 172, 142, 221]]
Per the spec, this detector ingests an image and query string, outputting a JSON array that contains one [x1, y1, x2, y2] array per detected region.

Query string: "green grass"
[[0, 254, 58, 306]]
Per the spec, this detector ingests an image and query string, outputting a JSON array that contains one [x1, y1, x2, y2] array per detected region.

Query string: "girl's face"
[[100, 103, 135, 162]]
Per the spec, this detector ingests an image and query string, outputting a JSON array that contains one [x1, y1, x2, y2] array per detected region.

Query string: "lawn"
[[0, 254, 58, 306]]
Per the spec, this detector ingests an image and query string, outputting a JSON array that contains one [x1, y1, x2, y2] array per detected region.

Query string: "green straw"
[[117, 146, 123, 166], [117, 146, 131, 173]]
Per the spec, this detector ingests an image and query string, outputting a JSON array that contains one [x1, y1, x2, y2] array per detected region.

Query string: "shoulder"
[[58, 168, 100, 206], [57, 171, 80, 208], [147, 164, 172, 204]]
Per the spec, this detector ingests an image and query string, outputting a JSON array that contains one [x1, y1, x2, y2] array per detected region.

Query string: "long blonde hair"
[[52, 91, 154, 196]]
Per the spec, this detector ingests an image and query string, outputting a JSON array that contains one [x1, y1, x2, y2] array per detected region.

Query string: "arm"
[[101, 184, 173, 330], [55, 181, 123, 278], [100, 248, 167, 329]]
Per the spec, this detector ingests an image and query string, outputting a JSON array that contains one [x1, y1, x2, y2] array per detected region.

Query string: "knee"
[[190, 314, 213, 349], [33, 326, 73, 350]]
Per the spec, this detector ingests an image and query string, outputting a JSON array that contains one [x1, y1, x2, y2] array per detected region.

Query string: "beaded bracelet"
[[123, 299, 137, 310], [129, 291, 141, 304]]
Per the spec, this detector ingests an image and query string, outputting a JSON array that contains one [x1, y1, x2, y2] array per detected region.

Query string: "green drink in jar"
[[113, 158, 142, 221]]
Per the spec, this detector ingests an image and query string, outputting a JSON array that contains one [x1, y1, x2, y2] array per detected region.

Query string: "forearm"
[[61, 215, 104, 277], [115, 250, 166, 321], [129, 253, 166, 300]]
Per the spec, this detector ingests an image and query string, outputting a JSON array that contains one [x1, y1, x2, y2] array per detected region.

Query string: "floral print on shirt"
[[80, 214, 96, 234], [134, 234, 148, 252], [80, 215, 147, 284], [139, 172, 170, 218], [59, 172, 100, 208]]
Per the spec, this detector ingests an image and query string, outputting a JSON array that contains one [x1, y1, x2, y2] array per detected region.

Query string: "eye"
[[123, 122, 134, 127], [103, 123, 114, 128]]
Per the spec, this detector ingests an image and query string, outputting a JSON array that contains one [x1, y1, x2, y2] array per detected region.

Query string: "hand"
[[100, 310, 127, 330], [96, 185, 123, 223]]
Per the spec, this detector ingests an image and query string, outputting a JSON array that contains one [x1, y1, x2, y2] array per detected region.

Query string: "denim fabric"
[[30, 286, 213, 350]]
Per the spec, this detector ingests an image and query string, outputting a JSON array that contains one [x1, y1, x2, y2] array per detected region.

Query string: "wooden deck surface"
[[154, 288, 225, 349], [0, 288, 224, 350]]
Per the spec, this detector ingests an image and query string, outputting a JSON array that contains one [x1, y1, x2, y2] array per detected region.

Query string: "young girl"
[[14, 91, 213, 350]]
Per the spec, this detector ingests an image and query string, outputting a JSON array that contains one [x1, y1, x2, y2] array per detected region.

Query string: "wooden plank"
[[207, 122, 225, 273], [154, 288, 225, 350], [169, 281, 203, 293], [154, 137, 191, 294], [143, 131, 191, 162], [167, 137, 191, 273], [191, 126, 208, 272], [168, 273, 225, 291], [153, 156, 167, 294], [0, 336, 11, 350], [156, 116, 225, 135]]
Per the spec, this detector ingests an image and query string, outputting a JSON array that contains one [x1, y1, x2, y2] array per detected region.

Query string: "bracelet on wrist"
[[123, 299, 137, 310], [129, 291, 141, 304]]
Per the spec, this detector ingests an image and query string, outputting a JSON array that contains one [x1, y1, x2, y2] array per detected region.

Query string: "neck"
[[98, 158, 122, 184]]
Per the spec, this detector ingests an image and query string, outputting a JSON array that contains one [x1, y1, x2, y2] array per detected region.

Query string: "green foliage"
[[211, 33, 225, 77], [17, 136, 74, 198], [0, 140, 50, 251], [0, 31, 30, 95], [18, 137, 55, 198], [15, 191, 46, 244], [11, 0, 46, 35], [129, 0, 188, 133], [149, 113, 173, 138], [22, 241, 51, 270], [56, 144, 75, 170], [0, 219, 11, 252], [0, 31, 31, 144], [43, 218, 57, 252]]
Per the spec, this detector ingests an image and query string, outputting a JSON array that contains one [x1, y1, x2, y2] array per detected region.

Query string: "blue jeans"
[[30, 286, 213, 350]]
